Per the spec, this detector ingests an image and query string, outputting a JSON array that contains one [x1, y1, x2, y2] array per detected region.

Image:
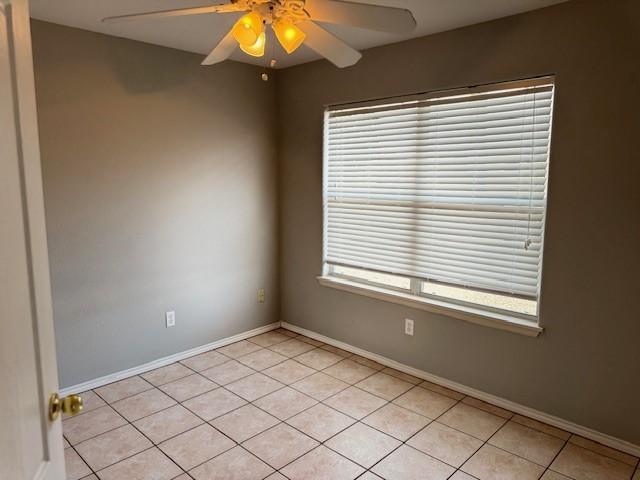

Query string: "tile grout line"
[[73, 389, 192, 477], [66, 336, 349, 477], [81, 341, 280, 477], [455, 410, 526, 479], [287, 333, 640, 478], [72, 335, 339, 477], [438, 403, 589, 478], [76, 329, 633, 466], [79, 368, 238, 475], [275, 352, 574, 478], [183, 344, 390, 475], [285, 324, 640, 460], [261, 367, 465, 475], [271, 330, 638, 478], [80, 344, 462, 477], [358, 387, 466, 476], [169, 333, 328, 477], [73, 379, 547, 480], [66, 329, 637, 480], [539, 434, 573, 480], [68, 442, 97, 479], [69, 376, 515, 477]]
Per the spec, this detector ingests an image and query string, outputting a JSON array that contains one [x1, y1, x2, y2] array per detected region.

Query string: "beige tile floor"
[[63, 328, 640, 480]]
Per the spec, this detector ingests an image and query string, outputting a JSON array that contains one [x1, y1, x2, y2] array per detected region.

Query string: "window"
[[321, 78, 554, 332]]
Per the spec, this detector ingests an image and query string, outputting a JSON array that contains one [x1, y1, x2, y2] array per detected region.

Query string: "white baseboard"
[[281, 321, 640, 458], [60, 322, 280, 397]]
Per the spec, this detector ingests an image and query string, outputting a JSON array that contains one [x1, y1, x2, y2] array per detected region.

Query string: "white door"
[[0, 0, 67, 479]]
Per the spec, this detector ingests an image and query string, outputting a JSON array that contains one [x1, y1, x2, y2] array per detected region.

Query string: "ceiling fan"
[[102, 0, 417, 68]]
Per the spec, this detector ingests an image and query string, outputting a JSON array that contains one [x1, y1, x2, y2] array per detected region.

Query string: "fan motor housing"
[[238, 0, 309, 24]]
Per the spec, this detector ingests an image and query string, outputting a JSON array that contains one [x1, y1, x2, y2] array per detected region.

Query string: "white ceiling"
[[30, 0, 567, 69]]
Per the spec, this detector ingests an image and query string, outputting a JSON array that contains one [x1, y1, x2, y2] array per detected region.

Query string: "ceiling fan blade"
[[298, 21, 362, 68], [305, 0, 416, 34], [102, 4, 242, 24], [201, 29, 237, 65]]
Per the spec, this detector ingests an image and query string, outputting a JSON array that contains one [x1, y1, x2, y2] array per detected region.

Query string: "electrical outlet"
[[257, 288, 265, 303], [404, 318, 414, 336], [165, 311, 176, 328]]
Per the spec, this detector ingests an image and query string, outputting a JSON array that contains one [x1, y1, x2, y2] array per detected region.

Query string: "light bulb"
[[273, 19, 306, 54], [240, 31, 266, 57], [232, 12, 263, 47]]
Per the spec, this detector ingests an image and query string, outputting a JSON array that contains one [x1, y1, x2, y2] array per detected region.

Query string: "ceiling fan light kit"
[[102, 0, 417, 69], [232, 7, 307, 57]]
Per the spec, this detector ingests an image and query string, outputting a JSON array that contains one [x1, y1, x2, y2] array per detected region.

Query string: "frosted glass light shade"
[[274, 20, 306, 54], [232, 12, 263, 47], [240, 31, 266, 57]]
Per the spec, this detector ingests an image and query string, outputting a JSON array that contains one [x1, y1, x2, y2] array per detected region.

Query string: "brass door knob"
[[49, 393, 83, 421]]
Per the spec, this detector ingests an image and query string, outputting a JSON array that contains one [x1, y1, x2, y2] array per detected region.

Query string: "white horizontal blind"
[[324, 79, 554, 298]]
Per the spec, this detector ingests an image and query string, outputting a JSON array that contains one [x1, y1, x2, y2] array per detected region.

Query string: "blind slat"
[[324, 81, 553, 298]]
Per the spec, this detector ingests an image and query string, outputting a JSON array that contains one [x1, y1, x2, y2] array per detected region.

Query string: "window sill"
[[317, 276, 543, 337]]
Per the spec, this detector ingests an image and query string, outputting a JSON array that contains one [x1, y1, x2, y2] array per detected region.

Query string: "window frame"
[[319, 77, 554, 337]]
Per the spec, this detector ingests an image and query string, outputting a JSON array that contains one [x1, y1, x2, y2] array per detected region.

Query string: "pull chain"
[[261, 21, 276, 81]]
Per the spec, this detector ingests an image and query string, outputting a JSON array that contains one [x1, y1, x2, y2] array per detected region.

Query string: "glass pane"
[[332, 265, 411, 290], [421, 281, 537, 316]]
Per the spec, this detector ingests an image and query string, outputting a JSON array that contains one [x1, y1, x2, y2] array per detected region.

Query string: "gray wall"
[[32, 21, 279, 388], [32, 0, 640, 445], [277, 0, 640, 444]]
